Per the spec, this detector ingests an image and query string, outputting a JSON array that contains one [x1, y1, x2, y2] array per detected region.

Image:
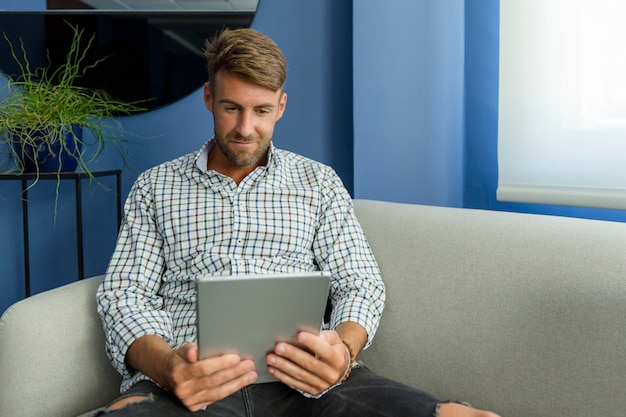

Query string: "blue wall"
[[2, 0, 625, 314], [0, 0, 354, 312], [353, 0, 465, 206]]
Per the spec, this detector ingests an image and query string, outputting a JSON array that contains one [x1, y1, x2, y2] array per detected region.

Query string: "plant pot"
[[13, 124, 83, 173]]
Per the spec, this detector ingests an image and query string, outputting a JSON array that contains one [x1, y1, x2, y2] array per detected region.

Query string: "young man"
[[95, 28, 500, 417]]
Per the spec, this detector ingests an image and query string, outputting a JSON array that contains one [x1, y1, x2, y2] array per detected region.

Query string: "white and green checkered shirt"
[[97, 139, 385, 392]]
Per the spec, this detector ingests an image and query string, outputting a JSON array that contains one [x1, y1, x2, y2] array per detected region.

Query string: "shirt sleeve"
[[313, 168, 386, 348], [96, 171, 172, 382]]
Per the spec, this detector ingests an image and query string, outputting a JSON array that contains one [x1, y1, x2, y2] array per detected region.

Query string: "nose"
[[236, 111, 254, 137]]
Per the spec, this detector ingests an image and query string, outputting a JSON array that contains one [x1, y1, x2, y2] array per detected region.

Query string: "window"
[[497, 0, 626, 209]]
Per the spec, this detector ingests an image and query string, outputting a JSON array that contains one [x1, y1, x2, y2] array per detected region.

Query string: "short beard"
[[216, 133, 270, 167]]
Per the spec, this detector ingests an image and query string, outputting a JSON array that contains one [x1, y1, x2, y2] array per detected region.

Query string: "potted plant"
[[0, 23, 147, 202]]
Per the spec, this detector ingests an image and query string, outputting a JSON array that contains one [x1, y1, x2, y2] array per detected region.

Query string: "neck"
[[206, 145, 264, 185]]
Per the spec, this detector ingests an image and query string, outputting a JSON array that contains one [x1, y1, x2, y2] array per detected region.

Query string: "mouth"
[[229, 136, 256, 147], [232, 140, 255, 148]]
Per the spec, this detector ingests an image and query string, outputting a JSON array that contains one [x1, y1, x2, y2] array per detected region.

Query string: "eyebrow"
[[218, 99, 277, 109]]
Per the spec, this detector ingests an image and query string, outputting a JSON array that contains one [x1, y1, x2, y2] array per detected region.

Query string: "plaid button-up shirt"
[[97, 139, 385, 392]]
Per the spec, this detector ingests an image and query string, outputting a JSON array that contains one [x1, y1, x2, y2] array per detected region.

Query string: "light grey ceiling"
[[78, 0, 258, 12]]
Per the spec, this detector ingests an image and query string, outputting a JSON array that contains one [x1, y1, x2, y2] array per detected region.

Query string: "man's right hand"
[[127, 335, 258, 411]]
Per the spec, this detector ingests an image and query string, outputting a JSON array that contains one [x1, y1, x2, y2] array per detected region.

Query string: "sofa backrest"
[[353, 199, 626, 417]]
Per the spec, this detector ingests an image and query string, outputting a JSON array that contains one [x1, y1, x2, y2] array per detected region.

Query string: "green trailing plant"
[[0, 22, 148, 217]]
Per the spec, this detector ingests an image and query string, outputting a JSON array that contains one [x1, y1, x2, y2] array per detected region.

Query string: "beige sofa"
[[1, 199, 624, 417]]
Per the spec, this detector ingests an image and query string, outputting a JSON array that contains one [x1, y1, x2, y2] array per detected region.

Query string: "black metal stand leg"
[[21, 180, 30, 297], [0, 169, 122, 294], [75, 178, 84, 280]]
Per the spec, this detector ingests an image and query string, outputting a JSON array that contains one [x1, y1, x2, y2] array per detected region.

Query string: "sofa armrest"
[[0, 276, 121, 417]]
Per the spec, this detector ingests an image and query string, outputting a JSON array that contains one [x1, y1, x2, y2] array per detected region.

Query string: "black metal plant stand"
[[0, 170, 122, 297]]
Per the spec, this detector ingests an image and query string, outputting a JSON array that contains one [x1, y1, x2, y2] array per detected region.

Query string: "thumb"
[[178, 341, 199, 363], [320, 330, 342, 345]]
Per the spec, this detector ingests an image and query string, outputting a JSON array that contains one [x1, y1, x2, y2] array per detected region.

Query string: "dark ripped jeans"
[[83, 366, 441, 417]]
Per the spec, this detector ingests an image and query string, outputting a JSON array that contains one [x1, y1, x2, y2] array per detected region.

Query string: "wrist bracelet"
[[341, 339, 356, 382]]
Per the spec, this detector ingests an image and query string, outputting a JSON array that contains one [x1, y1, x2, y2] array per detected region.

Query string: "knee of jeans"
[[106, 394, 154, 411]]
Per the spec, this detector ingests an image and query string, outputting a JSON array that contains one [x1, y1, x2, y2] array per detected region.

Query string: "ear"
[[204, 82, 213, 112], [276, 92, 287, 121]]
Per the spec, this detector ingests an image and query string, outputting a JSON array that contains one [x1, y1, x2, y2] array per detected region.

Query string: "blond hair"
[[203, 28, 287, 93]]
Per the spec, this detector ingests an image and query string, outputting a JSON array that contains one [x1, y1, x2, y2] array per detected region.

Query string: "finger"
[[296, 332, 337, 363], [267, 361, 325, 395], [183, 369, 258, 411], [178, 342, 199, 363], [296, 332, 347, 376], [194, 354, 251, 379], [272, 341, 323, 375], [176, 358, 258, 411], [175, 353, 243, 382], [286, 334, 349, 386], [267, 344, 335, 389], [319, 330, 342, 345]]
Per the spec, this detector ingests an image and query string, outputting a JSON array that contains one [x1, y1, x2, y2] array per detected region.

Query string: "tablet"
[[196, 272, 331, 383]]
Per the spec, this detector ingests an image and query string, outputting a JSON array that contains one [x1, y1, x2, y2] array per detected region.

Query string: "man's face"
[[204, 71, 287, 171]]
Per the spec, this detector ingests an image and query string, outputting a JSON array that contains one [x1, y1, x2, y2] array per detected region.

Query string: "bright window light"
[[498, 0, 626, 209]]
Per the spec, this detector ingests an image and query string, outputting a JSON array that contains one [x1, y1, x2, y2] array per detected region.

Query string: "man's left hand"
[[266, 330, 348, 395]]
